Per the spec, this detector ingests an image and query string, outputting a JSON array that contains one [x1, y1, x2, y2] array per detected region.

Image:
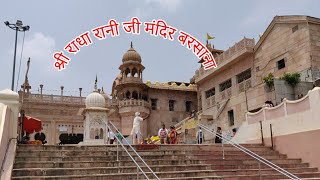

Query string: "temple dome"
[[85, 92, 106, 108], [122, 43, 141, 63]]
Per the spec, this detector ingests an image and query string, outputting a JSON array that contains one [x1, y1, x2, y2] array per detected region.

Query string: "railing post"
[[184, 120, 186, 144], [260, 121, 264, 145], [117, 139, 119, 161], [270, 124, 274, 150], [222, 141, 225, 160], [259, 161, 262, 180], [137, 166, 139, 179]]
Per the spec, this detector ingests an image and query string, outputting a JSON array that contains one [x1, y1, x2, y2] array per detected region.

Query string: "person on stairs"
[[130, 112, 145, 145], [158, 124, 168, 144], [197, 127, 204, 144]]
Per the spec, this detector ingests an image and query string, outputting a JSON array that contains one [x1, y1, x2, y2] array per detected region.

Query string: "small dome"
[[85, 92, 106, 108], [122, 45, 141, 63]]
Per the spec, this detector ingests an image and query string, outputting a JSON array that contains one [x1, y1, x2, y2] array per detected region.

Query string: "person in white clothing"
[[158, 124, 168, 144], [131, 112, 144, 144], [107, 129, 115, 144]]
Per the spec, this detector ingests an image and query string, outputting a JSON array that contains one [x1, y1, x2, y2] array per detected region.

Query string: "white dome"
[[85, 92, 106, 108]]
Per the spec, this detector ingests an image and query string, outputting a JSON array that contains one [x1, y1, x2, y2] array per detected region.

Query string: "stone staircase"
[[11, 144, 320, 179]]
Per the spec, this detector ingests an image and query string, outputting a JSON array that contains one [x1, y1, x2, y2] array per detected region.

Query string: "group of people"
[[20, 132, 47, 145], [157, 124, 178, 144], [106, 129, 123, 144], [131, 112, 178, 145]]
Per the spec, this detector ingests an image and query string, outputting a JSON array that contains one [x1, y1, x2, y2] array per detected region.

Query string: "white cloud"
[[18, 32, 56, 62], [130, 0, 181, 20], [145, 0, 182, 13]]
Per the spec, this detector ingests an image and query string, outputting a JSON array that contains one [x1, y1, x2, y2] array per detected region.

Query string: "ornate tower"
[[80, 79, 110, 145], [112, 42, 151, 136]]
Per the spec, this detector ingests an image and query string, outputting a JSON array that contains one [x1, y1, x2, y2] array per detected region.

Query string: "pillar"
[[60, 86, 64, 96], [0, 89, 20, 138], [79, 88, 82, 97], [40, 84, 43, 98]]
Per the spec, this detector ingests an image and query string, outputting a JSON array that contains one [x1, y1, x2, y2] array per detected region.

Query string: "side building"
[[193, 15, 320, 133]]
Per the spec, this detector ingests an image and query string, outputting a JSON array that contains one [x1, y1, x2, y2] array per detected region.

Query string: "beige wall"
[[254, 22, 312, 84], [197, 53, 253, 131], [309, 23, 320, 80], [147, 88, 197, 136], [233, 87, 320, 170]]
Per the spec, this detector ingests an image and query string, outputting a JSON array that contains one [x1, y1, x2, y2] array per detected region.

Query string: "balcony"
[[195, 38, 255, 84], [118, 99, 151, 115], [121, 77, 143, 84]]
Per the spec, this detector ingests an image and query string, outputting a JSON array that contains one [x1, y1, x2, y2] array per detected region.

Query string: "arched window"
[[95, 129, 99, 139], [132, 68, 138, 77], [125, 91, 131, 99], [125, 68, 130, 77], [99, 128, 104, 139], [132, 91, 138, 99]]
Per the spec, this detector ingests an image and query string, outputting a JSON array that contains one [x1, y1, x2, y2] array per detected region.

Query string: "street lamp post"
[[4, 20, 30, 91]]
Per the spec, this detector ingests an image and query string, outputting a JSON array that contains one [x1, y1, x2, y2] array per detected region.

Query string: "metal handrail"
[[108, 121, 160, 180], [105, 123, 149, 179], [198, 123, 300, 180]]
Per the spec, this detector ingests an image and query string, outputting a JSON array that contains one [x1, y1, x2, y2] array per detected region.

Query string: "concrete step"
[[201, 159, 302, 166], [191, 154, 288, 160], [213, 167, 318, 176], [14, 154, 192, 162], [210, 162, 310, 170], [223, 172, 320, 180], [16, 150, 286, 158], [13, 159, 203, 168], [16, 144, 268, 152], [12, 164, 211, 177], [15, 149, 283, 158], [12, 169, 222, 179]]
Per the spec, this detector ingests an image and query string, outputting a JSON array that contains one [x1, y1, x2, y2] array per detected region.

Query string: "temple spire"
[[94, 74, 98, 91], [130, 41, 133, 48]]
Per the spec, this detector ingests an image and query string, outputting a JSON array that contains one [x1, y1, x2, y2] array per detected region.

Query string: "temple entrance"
[[59, 133, 83, 144]]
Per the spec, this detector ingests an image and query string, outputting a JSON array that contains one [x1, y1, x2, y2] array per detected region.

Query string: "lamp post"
[[4, 20, 30, 91]]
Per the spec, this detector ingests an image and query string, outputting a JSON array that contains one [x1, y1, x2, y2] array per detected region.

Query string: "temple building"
[[19, 15, 320, 145], [19, 42, 197, 145]]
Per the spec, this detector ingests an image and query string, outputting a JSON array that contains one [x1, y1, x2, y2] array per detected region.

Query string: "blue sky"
[[0, 0, 319, 96]]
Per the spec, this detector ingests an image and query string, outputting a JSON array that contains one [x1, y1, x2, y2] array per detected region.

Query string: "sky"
[[0, 0, 319, 96]]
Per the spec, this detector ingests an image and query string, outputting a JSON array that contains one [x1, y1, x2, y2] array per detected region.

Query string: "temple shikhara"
[[1, 15, 320, 179]]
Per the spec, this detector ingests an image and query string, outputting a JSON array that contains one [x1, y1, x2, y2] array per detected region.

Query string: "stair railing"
[[198, 123, 300, 180], [107, 121, 160, 180]]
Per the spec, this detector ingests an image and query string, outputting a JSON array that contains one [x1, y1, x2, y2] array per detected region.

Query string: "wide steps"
[[13, 159, 203, 169], [12, 144, 320, 179]]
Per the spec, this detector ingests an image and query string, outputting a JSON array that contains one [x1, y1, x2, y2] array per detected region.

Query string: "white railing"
[[198, 123, 300, 179], [118, 99, 151, 108], [246, 94, 311, 124], [22, 94, 85, 104], [107, 121, 160, 180]]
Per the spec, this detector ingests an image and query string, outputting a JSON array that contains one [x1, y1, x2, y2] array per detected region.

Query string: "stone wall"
[[309, 21, 320, 80], [147, 88, 197, 136]]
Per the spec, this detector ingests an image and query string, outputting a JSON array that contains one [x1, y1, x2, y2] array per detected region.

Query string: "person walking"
[[107, 129, 115, 144], [215, 127, 222, 144]]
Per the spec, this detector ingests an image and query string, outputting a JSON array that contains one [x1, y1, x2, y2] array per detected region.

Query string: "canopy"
[[21, 116, 42, 134]]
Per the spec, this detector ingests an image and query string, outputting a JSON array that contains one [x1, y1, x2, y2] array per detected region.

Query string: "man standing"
[[107, 129, 115, 144], [131, 112, 144, 145], [158, 124, 168, 144], [197, 127, 204, 144]]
